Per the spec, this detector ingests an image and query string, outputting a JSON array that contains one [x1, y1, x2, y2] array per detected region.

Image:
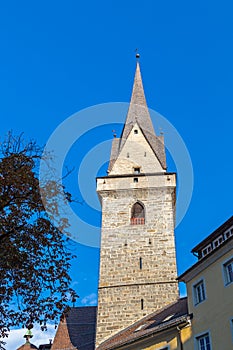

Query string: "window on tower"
[[139, 257, 142, 269], [134, 167, 140, 174], [131, 202, 145, 225]]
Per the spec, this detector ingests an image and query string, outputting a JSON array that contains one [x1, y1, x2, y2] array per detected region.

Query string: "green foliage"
[[0, 133, 78, 345]]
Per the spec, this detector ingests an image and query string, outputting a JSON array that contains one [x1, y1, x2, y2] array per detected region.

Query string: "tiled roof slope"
[[17, 343, 38, 350], [66, 306, 97, 350], [51, 306, 97, 350], [38, 344, 52, 350], [97, 298, 188, 350], [108, 62, 166, 172], [108, 137, 120, 174]]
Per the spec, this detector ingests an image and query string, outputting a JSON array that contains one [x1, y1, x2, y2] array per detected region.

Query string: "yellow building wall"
[[142, 336, 177, 350], [180, 326, 193, 350], [186, 250, 233, 349], [125, 325, 192, 350]]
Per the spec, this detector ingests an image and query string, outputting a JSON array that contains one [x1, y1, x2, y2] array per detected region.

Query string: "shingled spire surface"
[[120, 61, 155, 147], [108, 61, 166, 172]]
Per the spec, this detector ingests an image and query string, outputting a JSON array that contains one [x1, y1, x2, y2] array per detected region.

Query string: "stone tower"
[[95, 61, 179, 347]]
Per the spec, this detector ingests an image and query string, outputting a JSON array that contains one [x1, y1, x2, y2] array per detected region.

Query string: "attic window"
[[133, 178, 138, 183], [213, 235, 224, 248], [134, 129, 138, 134], [224, 228, 233, 240], [201, 244, 212, 258]]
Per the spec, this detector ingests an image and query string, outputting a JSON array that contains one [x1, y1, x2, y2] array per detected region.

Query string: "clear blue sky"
[[1, 0, 233, 319]]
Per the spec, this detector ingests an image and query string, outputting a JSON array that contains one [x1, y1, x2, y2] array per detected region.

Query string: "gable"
[[109, 123, 165, 175]]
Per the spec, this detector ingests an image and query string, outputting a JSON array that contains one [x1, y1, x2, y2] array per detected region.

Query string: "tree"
[[0, 133, 78, 347]]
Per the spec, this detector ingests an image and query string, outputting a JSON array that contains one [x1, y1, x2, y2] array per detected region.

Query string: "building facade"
[[96, 61, 179, 347], [178, 216, 233, 350]]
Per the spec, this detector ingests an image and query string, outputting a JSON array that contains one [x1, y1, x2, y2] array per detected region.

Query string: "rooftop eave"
[[178, 235, 233, 283], [191, 215, 233, 253]]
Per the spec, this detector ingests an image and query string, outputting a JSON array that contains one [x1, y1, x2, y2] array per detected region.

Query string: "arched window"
[[131, 202, 145, 225]]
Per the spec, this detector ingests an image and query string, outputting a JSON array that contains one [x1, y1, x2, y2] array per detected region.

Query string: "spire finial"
[[135, 48, 140, 60], [24, 328, 33, 343]]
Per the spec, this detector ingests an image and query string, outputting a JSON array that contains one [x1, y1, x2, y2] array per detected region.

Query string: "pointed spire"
[[108, 59, 167, 173], [129, 61, 151, 117], [119, 61, 156, 152]]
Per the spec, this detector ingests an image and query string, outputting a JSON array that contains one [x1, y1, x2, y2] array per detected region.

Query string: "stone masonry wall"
[[95, 184, 179, 347], [96, 121, 178, 347]]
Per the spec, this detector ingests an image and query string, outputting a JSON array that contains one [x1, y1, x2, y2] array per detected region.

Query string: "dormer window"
[[213, 235, 224, 248], [201, 244, 212, 258]]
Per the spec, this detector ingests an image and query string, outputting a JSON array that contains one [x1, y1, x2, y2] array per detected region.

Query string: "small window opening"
[[133, 178, 138, 183], [141, 299, 144, 310], [134, 129, 138, 134], [134, 167, 140, 174], [124, 241, 127, 247], [131, 202, 145, 225], [144, 152, 147, 157], [139, 257, 142, 269], [127, 152, 130, 158], [149, 238, 152, 245]]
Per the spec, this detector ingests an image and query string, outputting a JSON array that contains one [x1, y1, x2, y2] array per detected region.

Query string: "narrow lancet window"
[[139, 257, 142, 269]]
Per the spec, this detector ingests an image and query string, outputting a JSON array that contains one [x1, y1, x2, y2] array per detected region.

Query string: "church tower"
[[95, 60, 179, 347]]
